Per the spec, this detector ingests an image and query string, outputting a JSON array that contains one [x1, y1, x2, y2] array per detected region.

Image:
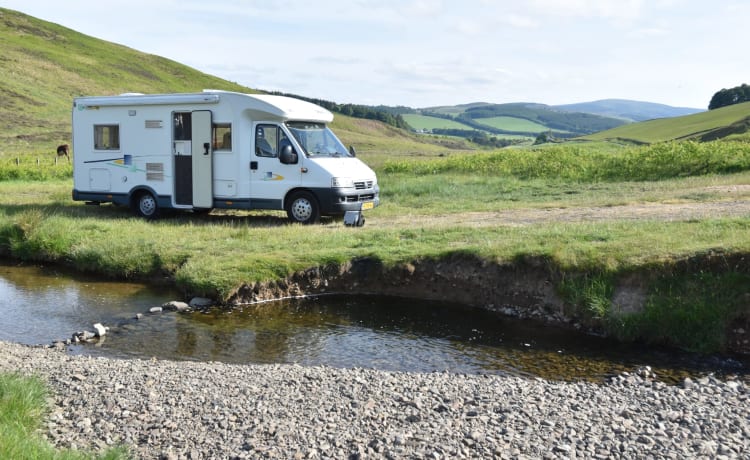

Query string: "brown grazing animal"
[[56, 144, 70, 160]]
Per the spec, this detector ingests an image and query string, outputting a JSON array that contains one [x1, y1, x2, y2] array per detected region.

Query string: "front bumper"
[[312, 185, 380, 216]]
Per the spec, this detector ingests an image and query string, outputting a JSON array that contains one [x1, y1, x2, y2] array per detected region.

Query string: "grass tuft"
[[0, 373, 131, 460]]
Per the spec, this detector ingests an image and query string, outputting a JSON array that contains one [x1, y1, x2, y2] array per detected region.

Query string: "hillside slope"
[[581, 101, 750, 144], [0, 8, 257, 154]]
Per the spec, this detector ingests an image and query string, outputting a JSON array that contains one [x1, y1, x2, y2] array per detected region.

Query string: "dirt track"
[[371, 199, 750, 228]]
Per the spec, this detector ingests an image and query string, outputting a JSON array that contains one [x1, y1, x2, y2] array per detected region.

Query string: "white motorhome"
[[71, 90, 379, 224]]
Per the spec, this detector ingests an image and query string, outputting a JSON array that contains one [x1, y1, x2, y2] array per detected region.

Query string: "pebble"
[[0, 340, 747, 459]]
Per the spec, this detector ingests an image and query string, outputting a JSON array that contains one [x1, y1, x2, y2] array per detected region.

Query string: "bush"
[[382, 140, 750, 182]]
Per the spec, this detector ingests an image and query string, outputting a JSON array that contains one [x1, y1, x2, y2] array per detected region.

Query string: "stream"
[[0, 261, 746, 384]]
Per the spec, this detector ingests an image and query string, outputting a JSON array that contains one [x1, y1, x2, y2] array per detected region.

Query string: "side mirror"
[[280, 145, 298, 164], [349, 145, 357, 157]]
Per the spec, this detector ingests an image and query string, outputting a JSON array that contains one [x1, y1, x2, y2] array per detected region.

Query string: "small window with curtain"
[[213, 123, 232, 151], [94, 124, 120, 150]]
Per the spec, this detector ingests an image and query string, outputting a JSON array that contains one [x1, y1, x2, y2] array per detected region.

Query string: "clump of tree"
[[267, 91, 411, 129], [709, 83, 750, 110], [533, 130, 564, 145], [431, 129, 523, 147]]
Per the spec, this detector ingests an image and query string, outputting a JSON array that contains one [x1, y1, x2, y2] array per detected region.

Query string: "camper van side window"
[[94, 125, 120, 150], [255, 124, 279, 158], [213, 123, 232, 151]]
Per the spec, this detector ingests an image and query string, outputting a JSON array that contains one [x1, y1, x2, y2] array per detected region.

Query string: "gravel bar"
[[1, 341, 748, 459]]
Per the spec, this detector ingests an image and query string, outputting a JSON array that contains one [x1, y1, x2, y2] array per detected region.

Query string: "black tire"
[[133, 191, 159, 219], [286, 191, 320, 224]]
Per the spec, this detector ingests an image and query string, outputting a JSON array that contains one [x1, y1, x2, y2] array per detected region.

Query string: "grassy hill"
[[0, 8, 261, 154], [0, 7, 455, 160], [581, 101, 750, 144]]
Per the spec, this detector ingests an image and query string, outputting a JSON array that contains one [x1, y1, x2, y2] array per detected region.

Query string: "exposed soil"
[[226, 195, 750, 354]]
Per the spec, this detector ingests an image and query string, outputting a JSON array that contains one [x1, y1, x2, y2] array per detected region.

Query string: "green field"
[[401, 114, 476, 131], [474, 116, 553, 133]]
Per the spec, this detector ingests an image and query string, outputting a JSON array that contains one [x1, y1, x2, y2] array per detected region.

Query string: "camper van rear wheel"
[[134, 191, 159, 219], [286, 191, 320, 224]]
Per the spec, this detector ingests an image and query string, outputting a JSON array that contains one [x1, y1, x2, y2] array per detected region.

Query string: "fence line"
[[9, 157, 71, 166]]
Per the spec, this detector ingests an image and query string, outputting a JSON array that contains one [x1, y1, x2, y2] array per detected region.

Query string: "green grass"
[[0, 373, 128, 459], [382, 140, 750, 182], [1, 164, 749, 298], [1, 195, 748, 295], [613, 270, 750, 353]]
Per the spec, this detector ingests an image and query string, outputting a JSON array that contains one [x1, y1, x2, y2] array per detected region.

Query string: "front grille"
[[343, 193, 375, 203], [354, 180, 373, 190]]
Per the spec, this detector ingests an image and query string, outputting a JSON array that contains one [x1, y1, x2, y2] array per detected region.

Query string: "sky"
[[2, 0, 747, 109]]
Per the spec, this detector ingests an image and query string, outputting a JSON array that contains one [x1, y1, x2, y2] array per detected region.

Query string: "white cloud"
[[628, 27, 670, 38], [502, 14, 539, 29]]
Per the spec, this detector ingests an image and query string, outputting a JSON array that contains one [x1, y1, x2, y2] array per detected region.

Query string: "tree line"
[[266, 91, 411, 129], [709, 83, 750, 110]]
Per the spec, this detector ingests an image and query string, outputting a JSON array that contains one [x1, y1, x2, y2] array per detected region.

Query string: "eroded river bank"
[[1, 260, 747, 384]]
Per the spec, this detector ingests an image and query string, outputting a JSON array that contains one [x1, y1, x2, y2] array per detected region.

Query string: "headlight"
[[331, 177, 354, 188]]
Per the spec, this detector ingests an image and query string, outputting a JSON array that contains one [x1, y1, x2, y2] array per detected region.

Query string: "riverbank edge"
[[3, 248, 749, 355], [221, 250, 750, 355]]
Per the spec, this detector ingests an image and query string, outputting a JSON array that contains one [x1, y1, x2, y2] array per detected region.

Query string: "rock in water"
[[93, 323, 107, 337]]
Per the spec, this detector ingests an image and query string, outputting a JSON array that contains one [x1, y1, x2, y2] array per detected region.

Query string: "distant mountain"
[[555, 99, 704, 122]]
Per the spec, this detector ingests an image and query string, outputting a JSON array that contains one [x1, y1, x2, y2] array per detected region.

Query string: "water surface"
[[0, 261, 746, 383]]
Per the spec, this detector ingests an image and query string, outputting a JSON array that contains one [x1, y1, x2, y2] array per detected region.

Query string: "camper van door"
[[191, 110, 213, 208], [250, 123, 302, 205]]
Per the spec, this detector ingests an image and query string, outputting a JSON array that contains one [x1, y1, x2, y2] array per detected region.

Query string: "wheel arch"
[[127, 185, 161, 208], [284, 187, 319, 210]]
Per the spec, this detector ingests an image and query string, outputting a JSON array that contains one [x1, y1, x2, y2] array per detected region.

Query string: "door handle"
[[203, 142, 210, 155]]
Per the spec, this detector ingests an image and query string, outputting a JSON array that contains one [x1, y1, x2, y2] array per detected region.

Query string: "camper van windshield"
[[286, 122, 350, 157]]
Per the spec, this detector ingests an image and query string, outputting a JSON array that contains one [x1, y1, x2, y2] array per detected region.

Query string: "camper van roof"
[[217, 92, 334, 123], [73, 90, 334, 123]]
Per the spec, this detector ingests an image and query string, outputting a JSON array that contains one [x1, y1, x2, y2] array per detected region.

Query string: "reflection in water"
[[0, 261, 179, 344], [0, 261, 747, 383]]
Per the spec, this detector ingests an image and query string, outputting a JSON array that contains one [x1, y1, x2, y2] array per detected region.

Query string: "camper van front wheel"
[[134, 192, 159, 219], [286, 191, 320, 224]]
